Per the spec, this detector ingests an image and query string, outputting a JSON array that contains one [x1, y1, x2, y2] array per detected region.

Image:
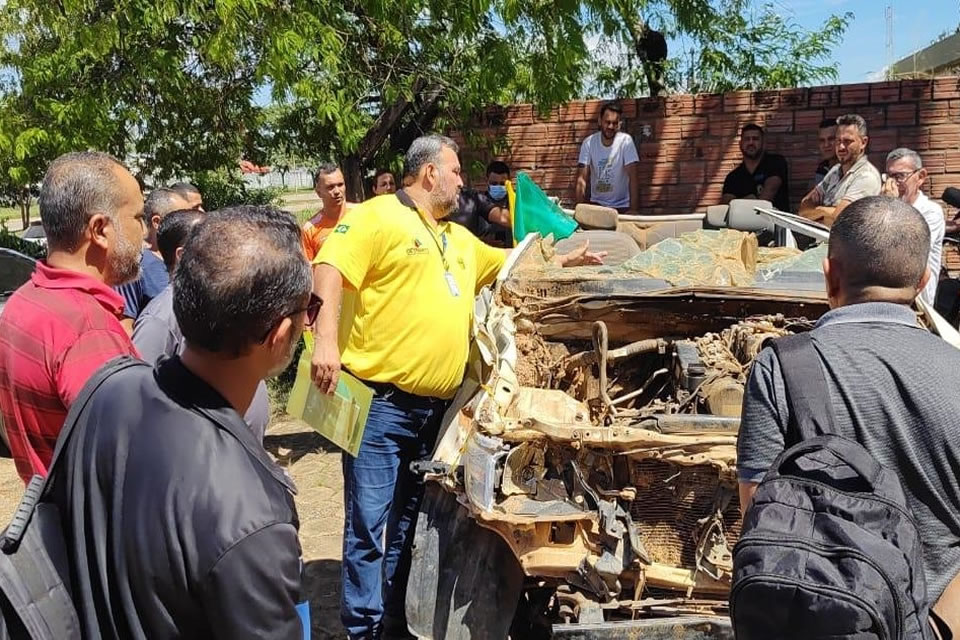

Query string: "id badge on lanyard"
[[440, 233, 460, 297]]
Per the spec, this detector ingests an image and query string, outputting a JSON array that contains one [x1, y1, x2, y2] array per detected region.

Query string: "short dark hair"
[[486, 161, 510, 176], [39, 151, 126, 251], [157, 209, 205, 271], [373, 168, 393, 181], [819, 118, 837, 130], [173, 205, 311, 357], [145, 188, 187, 221], [599, 102, 623, 119], [741, 123, 764, 137], [313, 162, 341, 187], [829, 196, 929, 292], [836, 113, 868, 138], [169, 182, 201, 199]]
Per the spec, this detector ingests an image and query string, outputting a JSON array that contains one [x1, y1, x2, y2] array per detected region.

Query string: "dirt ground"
[[0, 415, 349, 639]]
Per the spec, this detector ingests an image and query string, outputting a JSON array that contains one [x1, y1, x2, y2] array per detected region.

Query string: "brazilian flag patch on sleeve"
[[335, 224, 349, 234]]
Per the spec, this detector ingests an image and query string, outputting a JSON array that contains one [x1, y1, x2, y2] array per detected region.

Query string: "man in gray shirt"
[[133, 209, 271, 441], [738, 196, 960, 607]]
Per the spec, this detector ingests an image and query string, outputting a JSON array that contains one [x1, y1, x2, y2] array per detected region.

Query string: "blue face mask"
[[488, 184, 507, 201]]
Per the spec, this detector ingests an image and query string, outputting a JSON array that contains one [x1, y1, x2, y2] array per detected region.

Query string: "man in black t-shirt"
[[721, 124, 790, 212], [450, 160, 512, 246]]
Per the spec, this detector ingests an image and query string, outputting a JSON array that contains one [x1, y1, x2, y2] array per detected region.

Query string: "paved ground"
[[0, 415, 349, 639]]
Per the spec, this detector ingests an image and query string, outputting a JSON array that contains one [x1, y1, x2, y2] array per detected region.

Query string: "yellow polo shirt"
[[314, 192, 506, 399]]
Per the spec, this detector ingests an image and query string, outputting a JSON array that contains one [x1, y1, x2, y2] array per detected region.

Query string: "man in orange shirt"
[[302, 163, 354, 261]]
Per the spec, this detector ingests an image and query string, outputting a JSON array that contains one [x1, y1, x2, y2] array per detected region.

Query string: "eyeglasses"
[[260, 293, 324, 342], [888, 169, 920, 183]]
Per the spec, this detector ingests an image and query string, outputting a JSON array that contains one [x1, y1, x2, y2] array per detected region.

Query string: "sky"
[[772, 0, 959, 83]]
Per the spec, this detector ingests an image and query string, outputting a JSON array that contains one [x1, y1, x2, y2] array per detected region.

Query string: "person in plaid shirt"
[[0, 152, 144, 483]]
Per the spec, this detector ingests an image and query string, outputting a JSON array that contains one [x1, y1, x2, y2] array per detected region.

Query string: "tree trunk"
[[342, 155, 365, 202], [19, 187, 30, 230]]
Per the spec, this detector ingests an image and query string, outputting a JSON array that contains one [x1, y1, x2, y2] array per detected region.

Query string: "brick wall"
[[451, 76, 960, 269], [452, 78, 960, 213]]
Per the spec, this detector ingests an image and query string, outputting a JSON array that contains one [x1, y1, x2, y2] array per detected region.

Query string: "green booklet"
[[286, 333, 373, 457]]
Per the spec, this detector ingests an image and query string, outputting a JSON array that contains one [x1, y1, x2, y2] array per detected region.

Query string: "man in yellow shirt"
[[310, 134, 602, 640]]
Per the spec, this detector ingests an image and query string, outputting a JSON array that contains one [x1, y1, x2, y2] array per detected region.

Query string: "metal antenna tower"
[[885, 5, 894, 77]]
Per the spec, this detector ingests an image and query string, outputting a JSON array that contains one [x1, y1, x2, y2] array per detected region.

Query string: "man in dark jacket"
[[53, 205, 321, 639]]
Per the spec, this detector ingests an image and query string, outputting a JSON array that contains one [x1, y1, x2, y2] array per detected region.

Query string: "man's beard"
[[266, 327, 303, 379], [107, 227, 142, 286], [430, 174, 458, 218]]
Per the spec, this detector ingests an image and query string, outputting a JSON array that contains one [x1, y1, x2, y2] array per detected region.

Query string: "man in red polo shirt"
[[0, 151, 144, 483]]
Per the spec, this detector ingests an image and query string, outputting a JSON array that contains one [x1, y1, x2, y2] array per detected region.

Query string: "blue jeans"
[[340, 388, 447, 639]]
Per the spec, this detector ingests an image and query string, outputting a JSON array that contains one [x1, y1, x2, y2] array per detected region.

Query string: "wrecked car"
[[405, 220, 960, 640]]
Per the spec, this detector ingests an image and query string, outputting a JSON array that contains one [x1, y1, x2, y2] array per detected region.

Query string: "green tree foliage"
[[0, 0, 851, 201]]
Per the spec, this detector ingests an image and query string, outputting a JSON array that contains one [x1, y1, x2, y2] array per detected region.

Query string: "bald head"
[[826, 196, 930, 305], [39, 151, 128, 251]]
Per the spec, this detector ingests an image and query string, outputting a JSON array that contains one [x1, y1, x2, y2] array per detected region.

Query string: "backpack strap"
[[770, 332, 837, 445], [1, 356, 146, 552]]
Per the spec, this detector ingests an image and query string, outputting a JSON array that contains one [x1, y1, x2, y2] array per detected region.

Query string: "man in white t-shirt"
[[575, 102, 640, 213], [881, 147, 945, 307]]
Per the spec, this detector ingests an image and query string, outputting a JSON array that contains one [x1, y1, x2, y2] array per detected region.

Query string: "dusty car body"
[[405, 231, 836, 639]]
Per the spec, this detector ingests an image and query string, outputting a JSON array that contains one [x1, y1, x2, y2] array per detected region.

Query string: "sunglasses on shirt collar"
[[260, 293, 323, 343]]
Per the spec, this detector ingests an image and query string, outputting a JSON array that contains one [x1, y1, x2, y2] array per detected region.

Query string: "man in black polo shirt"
[[450, 160, 512, 245], [737, 196, 960, 612], [722, 123, 790, 212], [54, 206, 318, 639]]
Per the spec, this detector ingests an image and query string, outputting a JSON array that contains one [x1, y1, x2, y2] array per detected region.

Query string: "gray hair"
[[836, 113, 868, 138], [144, 187, 187, 221], [403, 135, 459, 179], [886, 147, 923, 170], [39, 151, 126, 252]]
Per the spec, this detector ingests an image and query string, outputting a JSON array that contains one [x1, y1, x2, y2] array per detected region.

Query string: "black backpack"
[[0, 357, 143, 639], [731, 333, 932, 640]]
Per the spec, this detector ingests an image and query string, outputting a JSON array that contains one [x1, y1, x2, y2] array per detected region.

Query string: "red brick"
[[681, 116, 708, 138], [639, 141, 687, 162], [504, 123, 548, 144], [934, 77, 960, 100], [637, 163, 679, 185], [919, 101, 953, 124], [619, 99, 638, 119], [558, 102, 586, 122], [724, 91, 752, 113], [779, 88, 809, 109], [809, 85, 840, 108], [866, 128, 897, 153], [667, 185, 704, 209], [840, 83, 870, 106], [709, 114, 739, 137], [921, 151, 946, 174], [665, 95, 694, 117], [946, 151, 960, 173], [902, 79, 933, 101], [899, 127, 929, 150], [858, 105, 886, 131], [629, 122, 656, 142], [503, 104, 533, 125], [694, 94, 723, 114], [928, 124, 960, 149], [886, 103, 917, 127], [501, 148, 537, 167], [693, 144, 726, 161], [637, 97, 665, 117], [764, 111, 793, 133], [539, 123, 577, 146], [583, 99, 607, 122], [677, 162, 706, 184], [752, 90, 781, 111], [540, 167, 579, 191], [652, 118, 683, 141], [533, 105, 558, 123], [701, 182, 725, 204], [572, 121, 598, 140], [928, 173, 960, 196], [794, 109, 825, 131], [535, 145, 579, 167], [869, 81, 901, 104]]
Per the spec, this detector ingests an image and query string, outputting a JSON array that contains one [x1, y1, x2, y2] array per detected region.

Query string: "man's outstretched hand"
[[556, 241, 607, 267]]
